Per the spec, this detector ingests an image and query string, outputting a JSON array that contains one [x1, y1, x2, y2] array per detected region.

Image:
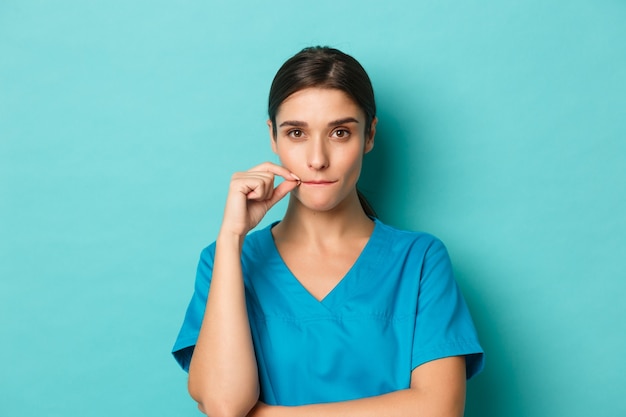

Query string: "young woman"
[[173, 46, 484, 417]]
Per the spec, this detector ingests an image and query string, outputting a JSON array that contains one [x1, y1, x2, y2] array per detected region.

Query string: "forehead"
[[276, 88, 364, 122]]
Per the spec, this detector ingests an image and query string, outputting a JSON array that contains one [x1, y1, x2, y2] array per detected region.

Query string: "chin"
[[294, 194, 347, 213], [300, 201, 337, 213]]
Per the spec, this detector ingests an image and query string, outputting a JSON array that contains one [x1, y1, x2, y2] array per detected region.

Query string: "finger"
[[244, 179, 271, 201], [264, 178, 299, 209], [247, 162, 300, 183], [231, 171, 275, 200]]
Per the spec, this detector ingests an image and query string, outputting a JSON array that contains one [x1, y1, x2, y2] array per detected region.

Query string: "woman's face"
[[269, 87, 376, 213]]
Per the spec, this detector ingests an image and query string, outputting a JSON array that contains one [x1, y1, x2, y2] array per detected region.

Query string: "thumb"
[[265, 179, 299, 209]]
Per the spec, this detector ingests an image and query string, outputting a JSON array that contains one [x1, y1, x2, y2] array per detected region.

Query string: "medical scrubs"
[[173, 218, 484, 406]]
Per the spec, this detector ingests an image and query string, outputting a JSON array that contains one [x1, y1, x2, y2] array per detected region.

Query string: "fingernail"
[[290, 173, 301, 181]]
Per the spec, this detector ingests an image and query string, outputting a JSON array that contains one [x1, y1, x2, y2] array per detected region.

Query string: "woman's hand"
[[220, 162, 300, 238]]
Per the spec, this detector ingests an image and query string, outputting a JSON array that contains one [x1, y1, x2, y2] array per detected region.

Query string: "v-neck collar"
[[261, 218, 383, 310]]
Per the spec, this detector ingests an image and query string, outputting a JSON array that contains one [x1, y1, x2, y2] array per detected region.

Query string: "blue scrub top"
[[173, 219, 484, 406]]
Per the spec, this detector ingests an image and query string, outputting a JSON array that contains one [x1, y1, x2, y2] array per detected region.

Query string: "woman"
[[173, 46, 484, 417]]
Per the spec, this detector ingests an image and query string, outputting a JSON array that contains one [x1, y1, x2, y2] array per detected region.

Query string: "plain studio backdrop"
[[1, 1, 625, 416]]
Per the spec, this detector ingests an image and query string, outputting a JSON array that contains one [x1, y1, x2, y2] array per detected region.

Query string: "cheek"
[[275, 147, 299, 169], [342, 146, 365, 172]]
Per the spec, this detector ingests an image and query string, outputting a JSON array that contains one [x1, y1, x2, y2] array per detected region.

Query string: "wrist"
[[216, 229, 246, 250]]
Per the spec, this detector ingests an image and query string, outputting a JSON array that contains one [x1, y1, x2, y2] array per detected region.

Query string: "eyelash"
[[287, 129, 304, 139], [332, 129, 351, 139], [285, 128, 352, 140], [287, 128, 352, 141]]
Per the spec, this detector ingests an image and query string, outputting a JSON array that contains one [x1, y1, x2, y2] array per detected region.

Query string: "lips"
[[301, 180, 337, 185]]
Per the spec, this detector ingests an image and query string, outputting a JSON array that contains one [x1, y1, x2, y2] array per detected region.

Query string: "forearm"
[[189, 232, 259, 416], [260, 389, 463, 417], [252, 357, 466, 417]]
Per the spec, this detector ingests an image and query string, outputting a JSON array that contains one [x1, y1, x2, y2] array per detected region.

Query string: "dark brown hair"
[[268, 46, 377, 217]]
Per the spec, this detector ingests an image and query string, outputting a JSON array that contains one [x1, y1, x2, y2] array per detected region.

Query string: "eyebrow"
[[278, 117, 360, 128]]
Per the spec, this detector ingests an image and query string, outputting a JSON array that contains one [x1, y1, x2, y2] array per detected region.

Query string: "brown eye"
[[288, 129, 303, 138], [333, 129, 350, 139]]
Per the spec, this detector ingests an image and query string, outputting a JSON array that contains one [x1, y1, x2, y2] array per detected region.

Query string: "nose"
[[307, 137, 329, 170]]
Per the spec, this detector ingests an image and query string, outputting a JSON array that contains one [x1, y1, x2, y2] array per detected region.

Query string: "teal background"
[[1, 1, 625, 416]]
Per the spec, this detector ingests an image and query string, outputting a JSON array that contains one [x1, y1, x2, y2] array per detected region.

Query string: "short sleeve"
[[412, 238, 484, 379], [171, 243, 216, 372]]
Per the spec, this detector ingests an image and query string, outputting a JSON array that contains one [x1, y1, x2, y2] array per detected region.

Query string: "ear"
[[364, 117, 377, 154], [267, 120, 278, 154]]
